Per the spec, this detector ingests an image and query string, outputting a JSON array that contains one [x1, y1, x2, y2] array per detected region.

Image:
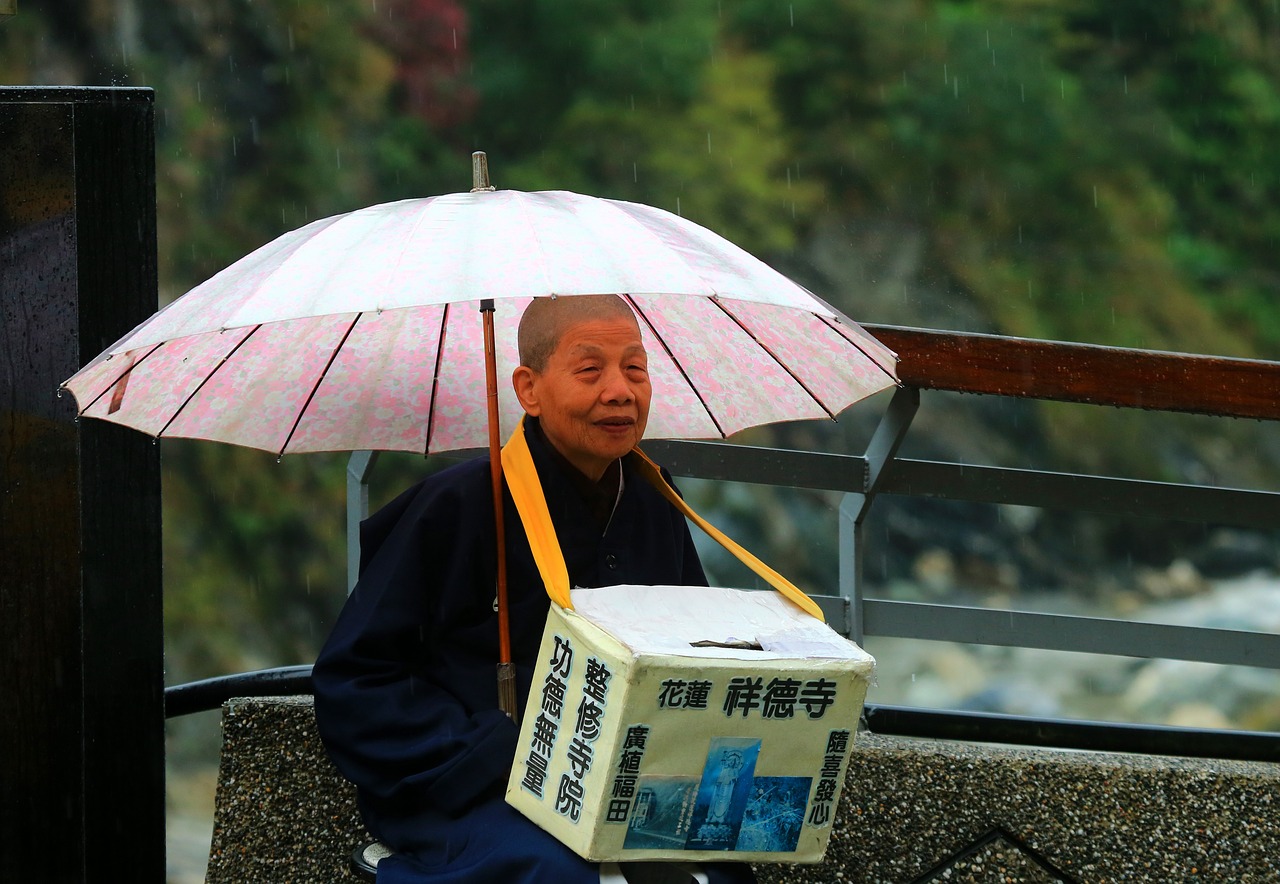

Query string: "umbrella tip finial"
[[471, 151, 496, 193]]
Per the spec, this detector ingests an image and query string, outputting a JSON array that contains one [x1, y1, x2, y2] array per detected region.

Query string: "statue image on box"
[[688, 739, 760, 849]]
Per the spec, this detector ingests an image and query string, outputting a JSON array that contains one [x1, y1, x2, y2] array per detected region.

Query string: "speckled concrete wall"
[[755, 733, 1279, 883], [207, 698, 1279, 883], [206, 697, 369, 883]]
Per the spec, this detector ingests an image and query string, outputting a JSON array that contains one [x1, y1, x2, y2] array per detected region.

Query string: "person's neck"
[[526, 417, 620, 484], [525, 418, 622, 527]]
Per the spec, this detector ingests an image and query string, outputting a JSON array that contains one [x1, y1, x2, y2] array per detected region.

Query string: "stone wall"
[[756, 733, 1279, 883], [208, 697, 1279, 883], [207, 697, 368, 883]]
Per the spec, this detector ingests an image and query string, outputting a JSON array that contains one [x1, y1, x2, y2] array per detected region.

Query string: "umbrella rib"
[[73, 341, 164, 414], [818, 314, 901, 385], [157, 325, 262, 438], [423, 302, 450, 455], [625, 295, 726, 439], [711, 298, 838, 421], [510, 192, 558, 297], [277, 313, 363, 457]]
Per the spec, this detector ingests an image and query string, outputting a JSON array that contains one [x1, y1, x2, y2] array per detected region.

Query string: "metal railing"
[[643, 433, 1280, 670], [167, 325, 1280, 761]]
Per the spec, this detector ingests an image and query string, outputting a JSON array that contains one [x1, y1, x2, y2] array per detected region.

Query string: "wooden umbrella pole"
[[473, 155, 517, 721], [481, 299, 518, 722]]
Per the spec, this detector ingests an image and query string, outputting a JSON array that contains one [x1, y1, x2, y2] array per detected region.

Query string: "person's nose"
[[598, 366, 634, 405]]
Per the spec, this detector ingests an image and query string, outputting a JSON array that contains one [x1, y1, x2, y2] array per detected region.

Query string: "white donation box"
[[506, 585, 875, 863]]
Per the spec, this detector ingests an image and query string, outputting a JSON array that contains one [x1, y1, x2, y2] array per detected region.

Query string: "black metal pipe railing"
[[166, 666, 1280, 763], [863, 704, 1280, 763], [164, 665, 313, 719]]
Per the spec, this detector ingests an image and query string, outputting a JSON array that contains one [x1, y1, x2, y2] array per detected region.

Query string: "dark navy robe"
[[314, 422, 754, 883]]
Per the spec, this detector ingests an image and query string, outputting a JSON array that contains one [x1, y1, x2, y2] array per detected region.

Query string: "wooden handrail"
[[864, 324, 1280, 421]]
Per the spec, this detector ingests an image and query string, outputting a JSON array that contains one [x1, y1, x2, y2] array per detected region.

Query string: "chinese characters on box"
[[506, 586, 874, 863]]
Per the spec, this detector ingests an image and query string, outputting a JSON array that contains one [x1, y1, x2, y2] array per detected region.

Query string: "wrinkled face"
[[513, 317, 651, 481]]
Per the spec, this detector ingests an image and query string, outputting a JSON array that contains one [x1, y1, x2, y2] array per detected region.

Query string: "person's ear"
[[512, 365, 542, 416]]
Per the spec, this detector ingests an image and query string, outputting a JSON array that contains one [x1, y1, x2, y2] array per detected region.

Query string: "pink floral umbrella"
[[61, 169, 897, 456], [62, 154, 898, 718]]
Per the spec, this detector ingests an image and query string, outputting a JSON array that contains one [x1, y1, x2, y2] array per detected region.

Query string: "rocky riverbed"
[[864, 569, 1280, 731]]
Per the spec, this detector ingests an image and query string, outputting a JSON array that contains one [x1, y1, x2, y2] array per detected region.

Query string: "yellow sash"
[[500, 416, 824, 621]]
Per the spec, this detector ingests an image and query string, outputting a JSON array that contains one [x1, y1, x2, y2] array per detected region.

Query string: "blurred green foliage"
[[4, 0, 1279, 685]]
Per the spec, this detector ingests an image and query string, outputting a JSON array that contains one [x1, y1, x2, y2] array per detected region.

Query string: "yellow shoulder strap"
[[500, 416, 824, 622], [629, 448, 824, 622], [501, 416, 573, 610]]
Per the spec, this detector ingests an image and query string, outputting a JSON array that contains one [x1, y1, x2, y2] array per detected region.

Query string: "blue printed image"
[[685, 738, 761, 850], [734, 776, 812, 852], [623, 778, 699, 850]]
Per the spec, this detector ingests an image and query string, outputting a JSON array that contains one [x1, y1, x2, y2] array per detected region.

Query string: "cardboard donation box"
[[506, 585, 875, 863]]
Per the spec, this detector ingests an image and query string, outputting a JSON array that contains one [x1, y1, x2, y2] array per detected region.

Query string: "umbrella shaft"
[[482, 302, 513, 667], [497, 662, 519, 723]]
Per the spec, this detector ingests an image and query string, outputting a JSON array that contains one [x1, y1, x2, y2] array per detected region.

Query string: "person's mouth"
[[596, 416, 636, 434]]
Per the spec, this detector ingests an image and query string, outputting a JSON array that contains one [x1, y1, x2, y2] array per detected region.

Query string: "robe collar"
[[523, 417, 624, 529]]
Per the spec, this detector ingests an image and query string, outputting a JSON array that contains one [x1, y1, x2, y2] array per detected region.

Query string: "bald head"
[[512, 294, 652, 479], [518, 295, 641, 372]]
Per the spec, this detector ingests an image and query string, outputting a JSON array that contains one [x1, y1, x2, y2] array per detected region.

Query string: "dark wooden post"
[[1, 87, 163, 880]]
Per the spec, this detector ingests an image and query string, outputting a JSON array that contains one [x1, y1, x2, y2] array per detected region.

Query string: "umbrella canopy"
[[62, 188, 897, 455]]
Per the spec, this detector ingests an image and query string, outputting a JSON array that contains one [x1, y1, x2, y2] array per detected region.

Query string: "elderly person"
[[314, 295, 755, 884]]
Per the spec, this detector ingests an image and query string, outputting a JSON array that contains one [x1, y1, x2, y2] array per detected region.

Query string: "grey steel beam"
[[864, 599, 1280, 669], [838, 495, 864, 644], [810, 594, 850, 637], [641, 439, 867, 492], [648, 442, 1280, 532], [842, 387, 919, 645], [346, 450, 380, 593], [861, 386, 920, 502], [882, 459, 1280, 529]]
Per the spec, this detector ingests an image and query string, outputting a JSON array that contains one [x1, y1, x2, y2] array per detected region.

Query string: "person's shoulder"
[[421, 454, 493, 493], [357, 455, 494, 567], [366, 455, 492, 528]]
